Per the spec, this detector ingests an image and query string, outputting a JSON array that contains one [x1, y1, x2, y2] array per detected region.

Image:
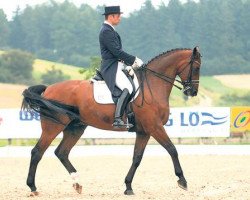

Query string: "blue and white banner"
[[0, 109, 134, 139], [0, 107, 230, 139], [165, 107, 230, 137], [0, 109, 42, 139]]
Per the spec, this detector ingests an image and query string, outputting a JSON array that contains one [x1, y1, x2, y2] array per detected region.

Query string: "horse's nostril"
[[193, 91, 197, 96]]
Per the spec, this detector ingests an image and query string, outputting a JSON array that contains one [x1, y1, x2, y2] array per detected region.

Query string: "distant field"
[[214, 75, 250, 89], [0, 83, 27, 108], [33, 59, 85, 81], [1, 74, 248, 108], [0, 58, 88, 108], [0, 51, 86, 81]]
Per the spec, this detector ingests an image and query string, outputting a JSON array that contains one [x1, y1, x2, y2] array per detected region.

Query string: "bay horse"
[[21, 47, 201, 196]]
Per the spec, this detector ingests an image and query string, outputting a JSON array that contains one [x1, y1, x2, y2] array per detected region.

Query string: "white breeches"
[[115, 62, 133, 94]]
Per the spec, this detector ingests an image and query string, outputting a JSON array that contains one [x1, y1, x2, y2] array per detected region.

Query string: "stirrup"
[[112, 118, 133, 129]]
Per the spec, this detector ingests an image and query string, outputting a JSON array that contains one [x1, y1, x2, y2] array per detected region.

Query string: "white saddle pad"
[[92, 74, 140, 104]]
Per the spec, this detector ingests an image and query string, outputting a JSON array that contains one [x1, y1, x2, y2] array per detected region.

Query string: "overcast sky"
[[0, 0, 174, 20], [0, 0, 168, 19]]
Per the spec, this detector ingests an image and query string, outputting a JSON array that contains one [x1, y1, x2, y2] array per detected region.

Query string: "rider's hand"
[[132, 57, 144, 69], [125, 66, 134, 76]]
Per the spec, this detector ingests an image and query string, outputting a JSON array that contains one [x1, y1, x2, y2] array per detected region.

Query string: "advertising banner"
[[0, 109, 134, 139], [0, 107, 231, 139], [0, 109, 42, 139], [231, 107, 250, 132], [164, 107, 230, 137]]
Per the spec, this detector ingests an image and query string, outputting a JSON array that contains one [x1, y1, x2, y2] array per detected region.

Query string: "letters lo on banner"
[[231, 107, 250, 132], [164, 107, 230, 137]]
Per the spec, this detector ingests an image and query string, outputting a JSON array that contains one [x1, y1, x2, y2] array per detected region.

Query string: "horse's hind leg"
[[26, 122, 64, 196], [54, 121, 87, 194], [151, 126, 187, 190], [124, 132, 150, 195]]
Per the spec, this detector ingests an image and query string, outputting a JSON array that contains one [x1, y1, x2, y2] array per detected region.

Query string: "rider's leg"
[[115, 63, 133, 94], [112, 63, 133, 128]]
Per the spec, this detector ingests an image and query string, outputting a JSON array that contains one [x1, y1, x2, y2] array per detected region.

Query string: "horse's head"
[[177, 46, 201, 97]]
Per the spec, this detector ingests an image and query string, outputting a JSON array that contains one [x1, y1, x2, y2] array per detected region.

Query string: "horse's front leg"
[[124, 132, 150, 195], [151, 125, 187, 190]]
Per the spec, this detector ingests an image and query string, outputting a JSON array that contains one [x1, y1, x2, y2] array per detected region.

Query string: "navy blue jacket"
[[99, 23, 135, 94]]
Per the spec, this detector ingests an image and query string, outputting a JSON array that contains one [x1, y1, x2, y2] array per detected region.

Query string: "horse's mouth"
[[183, 87, 197, 97]]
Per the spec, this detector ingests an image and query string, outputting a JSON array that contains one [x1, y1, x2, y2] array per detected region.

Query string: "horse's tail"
[[21, 85, 80, 125]]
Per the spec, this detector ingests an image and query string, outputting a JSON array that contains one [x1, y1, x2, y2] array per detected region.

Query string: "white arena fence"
[[0, 107, 231, 139]]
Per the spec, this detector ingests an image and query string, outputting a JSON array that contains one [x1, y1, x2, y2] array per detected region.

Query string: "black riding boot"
[[112, 89, 133, 128]]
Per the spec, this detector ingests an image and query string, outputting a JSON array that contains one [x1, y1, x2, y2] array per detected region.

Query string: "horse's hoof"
[[73, 183, 82, 194], [29, 191, 39, 196], [178, 179, 188, 190], [124, 189, 134, 195]]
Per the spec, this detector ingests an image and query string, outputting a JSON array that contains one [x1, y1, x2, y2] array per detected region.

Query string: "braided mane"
[[146, 48, 191, 65]]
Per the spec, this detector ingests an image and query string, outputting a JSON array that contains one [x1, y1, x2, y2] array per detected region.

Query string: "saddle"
[[92, 70, 104, 81], [91, 69, 139, 132]]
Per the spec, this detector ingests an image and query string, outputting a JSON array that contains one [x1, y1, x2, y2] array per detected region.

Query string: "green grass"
[[0, 138, 64, 146], [201, 76, 232, 94], [33, 59, 86, 82]]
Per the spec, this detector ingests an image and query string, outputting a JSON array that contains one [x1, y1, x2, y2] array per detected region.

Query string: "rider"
[[99, 6, 143, 128]]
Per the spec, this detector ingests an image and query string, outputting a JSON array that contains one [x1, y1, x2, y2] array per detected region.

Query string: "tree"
[[41, 65, 70, 85], [0, 49, 34, 83], [4, 0, 250, 75], [8, 7, 26, 50], [79, 56, 101, 79], [0, 9, 9, 48]]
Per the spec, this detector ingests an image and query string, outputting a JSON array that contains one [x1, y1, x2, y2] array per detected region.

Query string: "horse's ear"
[[193, 46, 201, 58]]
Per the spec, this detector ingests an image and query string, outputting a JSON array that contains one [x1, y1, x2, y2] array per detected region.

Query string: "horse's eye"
[[193, 67, 200, 74]]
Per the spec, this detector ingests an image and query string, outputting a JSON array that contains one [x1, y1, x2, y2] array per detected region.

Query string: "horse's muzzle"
[[183, 85, 198, 97]]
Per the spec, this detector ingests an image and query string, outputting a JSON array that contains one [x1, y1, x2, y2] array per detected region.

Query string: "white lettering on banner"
[[165, 107, 230, 137], [0, 108, 230, 139]]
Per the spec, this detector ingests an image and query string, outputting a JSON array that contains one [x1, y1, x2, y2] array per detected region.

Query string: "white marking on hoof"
[[70, 172, 82, 194]]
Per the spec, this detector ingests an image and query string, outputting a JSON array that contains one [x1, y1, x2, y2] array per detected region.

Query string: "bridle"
[[177, 57, 201, 92], [141, 54, 201, 91]]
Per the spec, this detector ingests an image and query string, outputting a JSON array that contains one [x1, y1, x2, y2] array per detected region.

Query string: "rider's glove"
[[132, 57, 144, 69], [125, 66, 134, 76]]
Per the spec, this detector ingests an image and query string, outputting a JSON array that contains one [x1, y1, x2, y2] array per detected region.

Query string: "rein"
[[143, 67, 183, 90]]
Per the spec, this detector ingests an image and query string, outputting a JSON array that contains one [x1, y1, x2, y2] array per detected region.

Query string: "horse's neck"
[[144, 59, 178, 104]]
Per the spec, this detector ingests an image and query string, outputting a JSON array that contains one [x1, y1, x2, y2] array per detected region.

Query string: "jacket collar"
[[104, 21, 115, 30]]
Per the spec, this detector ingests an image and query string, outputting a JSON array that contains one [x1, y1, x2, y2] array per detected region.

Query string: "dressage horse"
[[22, 47, 201, 196]]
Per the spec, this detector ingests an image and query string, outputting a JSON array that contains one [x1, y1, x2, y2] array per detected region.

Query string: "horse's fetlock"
[[27, 178, 36, 191], [125, 179, 131, 185]]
